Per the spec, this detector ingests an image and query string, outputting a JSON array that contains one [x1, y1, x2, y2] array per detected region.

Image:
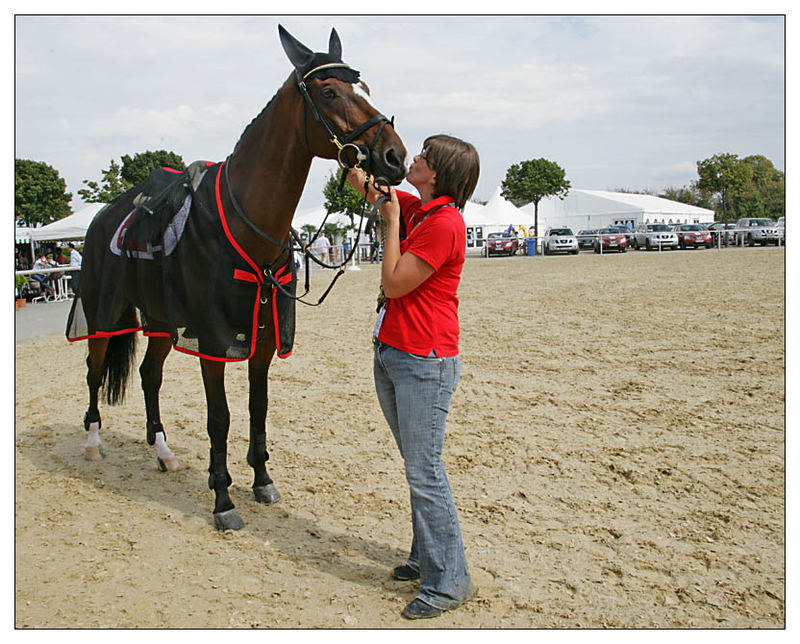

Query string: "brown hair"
[[423, 134, 480, 209]]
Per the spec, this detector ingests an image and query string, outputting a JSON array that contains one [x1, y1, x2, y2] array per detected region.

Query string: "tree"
[[322, 169, 368, 227], [695, 153, 752, 221], [501, 158, 570, 237], [78, 158, 126, 203], [696, 153, 784, 221], [79, 150, 186, 203], [120, 150, 186, 186], [15, 159, 73, 227]]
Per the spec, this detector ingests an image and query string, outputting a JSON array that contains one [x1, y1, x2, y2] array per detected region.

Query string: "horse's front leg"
[[247, 339, 281, 505], [140, 335, 179, 471], [200, 358, 243, 531]]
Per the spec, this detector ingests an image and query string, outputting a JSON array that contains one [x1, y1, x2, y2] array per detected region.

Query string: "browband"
[[302, 62, 354, 80]]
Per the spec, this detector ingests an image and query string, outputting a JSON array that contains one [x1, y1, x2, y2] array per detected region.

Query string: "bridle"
[[294, 63, 394, 176], [223, 62, 395, 307]]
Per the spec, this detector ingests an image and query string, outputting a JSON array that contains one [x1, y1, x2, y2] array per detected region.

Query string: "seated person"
[[31, 253, 55, 298]]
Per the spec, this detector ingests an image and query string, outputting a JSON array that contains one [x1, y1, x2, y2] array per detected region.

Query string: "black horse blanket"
[[66, 161, 296, 361]]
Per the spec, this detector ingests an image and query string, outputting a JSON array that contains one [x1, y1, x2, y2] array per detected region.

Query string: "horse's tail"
[[101, 333, 138, 406]]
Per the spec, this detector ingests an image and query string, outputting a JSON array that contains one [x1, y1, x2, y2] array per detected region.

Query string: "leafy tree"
[[79, 150, 186, 203], [120, 150, 186, 186], [501, 158, 570, 237], [15, 159, 73, 227], [696, 153, 784, 221], [78, 158, 126, 203], [696, 153, 753, 221], [323, 169, 368, 228]]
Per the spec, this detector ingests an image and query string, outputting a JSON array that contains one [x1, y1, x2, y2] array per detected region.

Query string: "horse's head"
[[279, 25, 407, 186]]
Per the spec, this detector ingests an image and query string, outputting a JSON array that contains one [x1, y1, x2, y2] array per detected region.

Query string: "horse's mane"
[[231, 88, 281, 156]]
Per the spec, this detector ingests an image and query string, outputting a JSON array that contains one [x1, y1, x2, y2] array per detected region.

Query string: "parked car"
[[632, 224, 679, 250], [594, 228, 628, 253], [542, 227, 579, 255], [576, 229, 598, 250], [484, 232, 519, 257], [775, 217, 785, 244], [609, 225, 635, 246], [673, 224, 713, 249], [734, 218, 780, 246], [707, 221, 736, 245]]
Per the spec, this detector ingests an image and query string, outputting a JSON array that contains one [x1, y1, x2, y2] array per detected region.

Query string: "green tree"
[[78, 158, 126, 203], [79, 150, 186, 203], [120, 150, 186, 186], [323, 169, 368, 227], [695, 153, 753, 221], [500, 158, 570, 237], [15, 159, 73, 227], [740, 155, 784, 220]]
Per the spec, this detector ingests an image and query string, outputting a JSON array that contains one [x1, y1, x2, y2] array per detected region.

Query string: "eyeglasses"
[[418, 148, 433, 167]]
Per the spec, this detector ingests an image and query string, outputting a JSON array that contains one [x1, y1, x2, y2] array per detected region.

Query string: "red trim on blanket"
[[162, 167, 183, 173], [233, 268, 259, 283], [215, 162, 262, 280], [67, 326, 144, 342]]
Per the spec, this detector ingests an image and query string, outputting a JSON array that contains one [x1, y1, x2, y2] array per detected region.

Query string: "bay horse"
[[67, 25, 407, 530]]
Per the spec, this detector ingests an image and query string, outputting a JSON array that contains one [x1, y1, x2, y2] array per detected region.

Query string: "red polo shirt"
[[377, 191, 466, 357]]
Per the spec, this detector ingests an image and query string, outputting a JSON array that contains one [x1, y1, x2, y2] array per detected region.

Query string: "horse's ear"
[[278, 24, 314, 71], [328, 28, 342, 59]]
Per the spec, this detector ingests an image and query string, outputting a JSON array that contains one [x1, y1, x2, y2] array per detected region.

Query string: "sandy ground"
[[14, 247, 784, 629]]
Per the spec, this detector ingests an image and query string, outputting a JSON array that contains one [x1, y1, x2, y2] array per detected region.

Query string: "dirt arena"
[[14, 246, 785, 629]]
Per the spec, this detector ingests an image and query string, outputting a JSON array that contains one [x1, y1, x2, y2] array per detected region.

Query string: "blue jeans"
[[373, 340, 472, 610]]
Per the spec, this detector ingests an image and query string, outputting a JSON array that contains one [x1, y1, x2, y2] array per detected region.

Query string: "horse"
[[66, 25, 407, 531]]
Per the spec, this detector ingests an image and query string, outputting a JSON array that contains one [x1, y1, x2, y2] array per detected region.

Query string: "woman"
[[348, 134, 480, 620]]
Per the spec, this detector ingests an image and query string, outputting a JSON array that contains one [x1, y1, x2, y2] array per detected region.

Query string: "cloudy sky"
[[15, 13, 785, 214]]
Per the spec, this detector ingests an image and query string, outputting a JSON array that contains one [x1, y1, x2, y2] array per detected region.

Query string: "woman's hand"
[[378, 187, 401, 224], [345, 167, 384, 206]]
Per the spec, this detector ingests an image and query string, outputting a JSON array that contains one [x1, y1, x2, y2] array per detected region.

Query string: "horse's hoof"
[[84, 445, 104, 462], [213, 509, 244, 531], [253, 483, 281, 504], [157, 456, 180, 472]]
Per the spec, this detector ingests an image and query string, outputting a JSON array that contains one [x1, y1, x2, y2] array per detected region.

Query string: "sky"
[[14, 13, 786, 215]]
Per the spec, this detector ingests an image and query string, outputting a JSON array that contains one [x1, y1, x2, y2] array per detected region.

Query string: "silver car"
[[633, 224, 679, 250], [542, 227, 579, 255], [734, 218, 780, 246]]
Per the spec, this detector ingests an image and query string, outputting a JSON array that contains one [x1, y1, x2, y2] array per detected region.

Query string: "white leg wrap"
[[86, 423, 101, 447], [154, 432, 174, 460], [84, 422, 103, 461], [154, 431, 179, 471]]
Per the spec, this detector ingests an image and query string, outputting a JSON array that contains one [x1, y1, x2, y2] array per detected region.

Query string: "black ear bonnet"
[[279, 24, 361, 84]]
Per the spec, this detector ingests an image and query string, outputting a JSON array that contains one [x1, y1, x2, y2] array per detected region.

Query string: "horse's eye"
[[321, 88, 336, 100]]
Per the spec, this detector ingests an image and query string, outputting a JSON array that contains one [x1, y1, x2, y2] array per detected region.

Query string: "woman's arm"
[[379, 189, 435, 299]]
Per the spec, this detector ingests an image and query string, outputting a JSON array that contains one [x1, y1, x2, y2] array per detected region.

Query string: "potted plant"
[[15, 274, 28, 310]]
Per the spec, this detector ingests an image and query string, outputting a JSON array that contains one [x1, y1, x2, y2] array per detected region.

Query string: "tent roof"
[[463, 187, 528, 227], [530, 189, 715, 217], [15, 227, 32, 243], [574, 190, 715, 216], [30, 202, 108, 241]]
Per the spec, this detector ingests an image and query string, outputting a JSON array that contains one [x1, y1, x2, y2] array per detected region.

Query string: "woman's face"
[[406, 148, 436, 190]]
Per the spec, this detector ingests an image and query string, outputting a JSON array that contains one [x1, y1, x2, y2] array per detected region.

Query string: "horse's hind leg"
[[84, 337, 109, 461], [140, 335, 179, 472], [200, 358, 243, 531], [247, 341, 280, 505]]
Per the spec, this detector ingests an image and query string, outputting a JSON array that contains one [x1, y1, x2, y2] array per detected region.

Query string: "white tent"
[[477, 187, 530, 229], [15, 227, 32, 243], [30, 202, 108, 241], [523, 189, 715, 233]]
